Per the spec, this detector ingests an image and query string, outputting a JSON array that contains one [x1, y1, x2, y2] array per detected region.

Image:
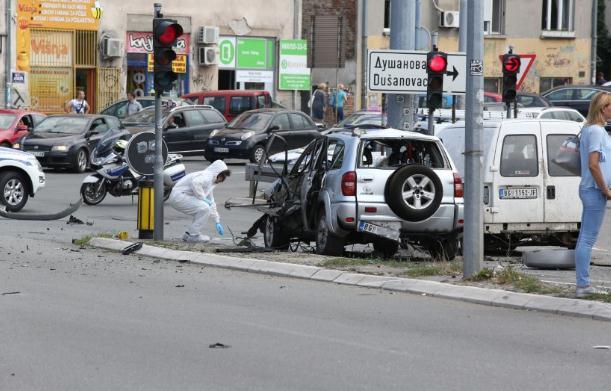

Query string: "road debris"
[[209, 343, 230, 349], [67, 215, 85, 225], [593, 346, 611, 350], [121, 242, 143, 255], [175, 284, 185, 288], [2, 291, 21, 295]]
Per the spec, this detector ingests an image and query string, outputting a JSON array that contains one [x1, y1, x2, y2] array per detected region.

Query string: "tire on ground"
[[263, 215, 290, 250], [384, 164, 443, 222]]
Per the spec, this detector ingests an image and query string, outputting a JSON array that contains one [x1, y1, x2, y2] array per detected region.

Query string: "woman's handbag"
[[553, 133, 581, 176]]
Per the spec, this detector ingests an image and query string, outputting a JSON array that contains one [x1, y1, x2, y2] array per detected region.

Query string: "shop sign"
[[218, 37, 236, 69], [127, 32, 190, 55], [237, 38, 268, 69], [147, 54, 188, 74], [236, 70, 274, 84], [278, 39, 310, 91], [17, 0, 101, 31], [29, 30, 72, 67]]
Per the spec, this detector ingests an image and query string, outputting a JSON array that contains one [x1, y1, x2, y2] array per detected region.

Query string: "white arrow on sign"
[[368, 50, 467, 95]]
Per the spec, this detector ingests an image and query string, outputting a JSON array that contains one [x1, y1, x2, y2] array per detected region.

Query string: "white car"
[[517, 107, 585, 123], [0, 146, 46, 211]]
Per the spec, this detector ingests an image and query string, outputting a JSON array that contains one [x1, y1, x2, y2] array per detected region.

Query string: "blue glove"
[[215, 223, 225, 236], [203, 197, 212, 206]]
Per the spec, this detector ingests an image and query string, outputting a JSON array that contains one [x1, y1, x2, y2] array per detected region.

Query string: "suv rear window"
[[358, 139, 449, 169]]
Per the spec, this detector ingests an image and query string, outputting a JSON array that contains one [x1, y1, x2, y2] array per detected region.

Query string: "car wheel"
[[80, 180, 107, 205], [263, 215, 290, 250], [316, 210, 345, 256], [385, 165, 443, 222], [0, 171, 29, 212], [73, 149, 88, 173], [373, 239, 399, 259], [426, 235, 459, 261], [249, 144, 266, 164], [1, 142, 11, 148]]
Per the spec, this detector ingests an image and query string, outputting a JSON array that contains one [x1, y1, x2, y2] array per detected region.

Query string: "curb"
[[89, 238, 611, 322]]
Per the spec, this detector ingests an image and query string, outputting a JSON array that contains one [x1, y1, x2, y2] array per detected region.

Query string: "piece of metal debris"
[[121, 242, 143, 255], [593, 345, 611, 350], [209, 343, 230, 349], [66, 215, 85, 225], [2, 291, 21, 295], [175, 284, 185, 288]]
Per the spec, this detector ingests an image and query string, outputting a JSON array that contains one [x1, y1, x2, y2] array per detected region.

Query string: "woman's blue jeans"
[[575, 187, 607, 287]]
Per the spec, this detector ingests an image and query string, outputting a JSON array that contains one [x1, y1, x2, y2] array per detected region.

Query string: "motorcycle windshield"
[[91, 128, 130, 165]]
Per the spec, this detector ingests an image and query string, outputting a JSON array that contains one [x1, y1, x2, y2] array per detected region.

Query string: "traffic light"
[[426, 51, 448, 110], [502, 53, 521, 103], [153, 18, 183, 94]]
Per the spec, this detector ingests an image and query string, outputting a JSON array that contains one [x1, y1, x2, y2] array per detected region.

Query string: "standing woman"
[[311, 83, 327, 123], [575, 92, 611, 298]]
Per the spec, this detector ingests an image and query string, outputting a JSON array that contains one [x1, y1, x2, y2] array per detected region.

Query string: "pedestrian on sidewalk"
[[65, 90, 90, 114], [575, 91, 611, 298], [332, 84, 348, 122], [168, 160, 231, 243], [310, 83, 327, 123]]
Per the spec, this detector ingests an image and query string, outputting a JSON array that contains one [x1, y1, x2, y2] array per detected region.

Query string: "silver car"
[[260, 128, 464, 259]]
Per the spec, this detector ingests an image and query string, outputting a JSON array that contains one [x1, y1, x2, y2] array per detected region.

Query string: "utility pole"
[[4, 0, 13, 108], [360, 0, 368, 110], [387, 0, 416, 131], [591, 0, 598, 84], [463, 0, 484, 277], [153, 3, 164, 241]]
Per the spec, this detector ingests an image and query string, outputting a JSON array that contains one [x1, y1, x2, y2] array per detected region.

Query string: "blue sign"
[[11, 72, 25, 84]]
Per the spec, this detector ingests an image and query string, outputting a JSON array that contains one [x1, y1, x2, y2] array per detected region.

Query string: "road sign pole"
[[387, 0, 416, 131], [153, 3, 164, 241], [463, 0, 484, 277]]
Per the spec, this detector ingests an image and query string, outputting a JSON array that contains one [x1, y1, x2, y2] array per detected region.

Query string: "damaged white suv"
[[259, 127, 464, 259]]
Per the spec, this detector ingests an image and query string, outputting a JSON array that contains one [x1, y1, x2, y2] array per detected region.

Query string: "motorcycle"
[[80, 129, 186, 205]]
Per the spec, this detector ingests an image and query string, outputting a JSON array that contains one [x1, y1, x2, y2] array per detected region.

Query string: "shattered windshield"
[[358, 139, 449, 169]]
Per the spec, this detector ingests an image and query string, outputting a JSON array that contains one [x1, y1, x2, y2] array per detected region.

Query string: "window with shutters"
[[309, 15, 344, 68]]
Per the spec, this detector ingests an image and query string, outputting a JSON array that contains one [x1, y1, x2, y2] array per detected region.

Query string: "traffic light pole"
[[387, 0, 416, 132], [463, 0, 484, 277], [153, 3, 164, 241]]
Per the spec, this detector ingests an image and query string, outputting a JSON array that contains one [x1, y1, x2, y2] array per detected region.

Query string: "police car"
[[0, 146, 45, 211]]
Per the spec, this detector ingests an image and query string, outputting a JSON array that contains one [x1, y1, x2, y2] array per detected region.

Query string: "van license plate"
[[358, 221, 400, 242], [499, 187, 538, 199], [31, 152, 45, 157], [214, 147, 229, 153]]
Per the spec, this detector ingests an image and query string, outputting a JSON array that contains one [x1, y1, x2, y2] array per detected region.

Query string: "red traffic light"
[[503, 55, 521, 74], [157, 23, 183, 45], [428, 54, 447, 73]]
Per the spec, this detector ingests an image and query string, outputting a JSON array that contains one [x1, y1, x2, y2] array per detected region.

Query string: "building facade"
[[1, 0, 299, 113], [357, 0, 595, 110]]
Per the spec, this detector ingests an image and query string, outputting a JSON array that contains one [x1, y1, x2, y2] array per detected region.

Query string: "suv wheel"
[[250, 144, 266, 164], [263, 215, 290, 250], [0, 171, 29, 212], [385, 165, 443, 222], [426, 235, 459, 261], [316, 210, 345, 256], [373, 239, 399, 259]]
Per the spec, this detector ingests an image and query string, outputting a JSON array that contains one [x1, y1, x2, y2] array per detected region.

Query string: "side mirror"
[[16, 124, 28, 132], [268, 125, 280, 132]]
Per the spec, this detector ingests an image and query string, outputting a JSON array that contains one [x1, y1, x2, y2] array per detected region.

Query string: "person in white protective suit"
[[168, 160, 231, 242]]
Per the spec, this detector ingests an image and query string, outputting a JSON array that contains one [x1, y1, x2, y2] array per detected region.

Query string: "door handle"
[[546, 185, 556, 199]]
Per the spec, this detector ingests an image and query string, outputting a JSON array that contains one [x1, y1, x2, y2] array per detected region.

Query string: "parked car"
[[0, 145, 45, 211], [0, 109, 46, 147], [518, 107, 585, 123], [541, 85, 611, 116], [100, 97, 188, 119], [182, 90, 282, 122], [255, 128, 464, 259], [121, 105, 226, 154], [517, 92, 551, 108], [437, 118, 582, 252], [16, 114, 124, 173], [205, 109, 320, 163]]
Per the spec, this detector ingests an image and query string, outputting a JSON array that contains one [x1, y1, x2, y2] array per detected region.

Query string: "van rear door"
[[540, 121, 582, 223], [490, 121, 544, 224]]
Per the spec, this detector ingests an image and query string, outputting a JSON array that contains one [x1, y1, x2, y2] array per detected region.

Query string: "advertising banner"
[[278, 39, 310, 91]]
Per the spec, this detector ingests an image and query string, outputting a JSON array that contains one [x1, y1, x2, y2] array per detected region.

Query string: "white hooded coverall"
[[168, 160, 228, 235]]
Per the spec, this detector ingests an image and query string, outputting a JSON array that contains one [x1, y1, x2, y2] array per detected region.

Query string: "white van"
[[437, 119, 582, 251]]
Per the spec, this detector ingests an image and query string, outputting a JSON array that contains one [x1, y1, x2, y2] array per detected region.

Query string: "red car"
[[0, 109, 46, 147]]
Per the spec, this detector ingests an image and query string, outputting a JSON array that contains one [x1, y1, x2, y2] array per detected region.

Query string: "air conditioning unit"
[[198, 26, 219, 44], [199, 47, 218, 66], [439, 11, 460, 28], [102, 38, 122, 58]]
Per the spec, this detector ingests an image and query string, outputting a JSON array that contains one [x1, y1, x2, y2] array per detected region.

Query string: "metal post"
[[457, 0, 468, 111], [591, 0, 598, 84], [4, 0, 13, 108], [153, 3, 164, 241], [360, 0, 368, 109], [426, 33, 439, 136], [463, 0, 484, 277], [293, 0, 301, 110], [387, 0, 416, 131]]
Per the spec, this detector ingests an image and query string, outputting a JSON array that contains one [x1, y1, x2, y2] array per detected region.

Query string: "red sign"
[[498, 54, 536, 90], [126, 32, 190, 54]]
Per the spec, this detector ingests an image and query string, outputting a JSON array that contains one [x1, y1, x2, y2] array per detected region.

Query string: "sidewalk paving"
[[88, 237, 611, 322]]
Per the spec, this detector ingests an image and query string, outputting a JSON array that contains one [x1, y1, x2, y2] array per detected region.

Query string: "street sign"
[[498, 54, 536, 90], [125, 131, 168, 176], [368, 50, 466, 95], [278, 39, 311, 91]]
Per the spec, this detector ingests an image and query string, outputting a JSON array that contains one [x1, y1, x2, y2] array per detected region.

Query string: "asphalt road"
[[2, 235, 611, 391]]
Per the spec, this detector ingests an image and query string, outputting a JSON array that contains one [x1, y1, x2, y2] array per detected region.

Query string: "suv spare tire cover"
[[384, 164, 443, 222]]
